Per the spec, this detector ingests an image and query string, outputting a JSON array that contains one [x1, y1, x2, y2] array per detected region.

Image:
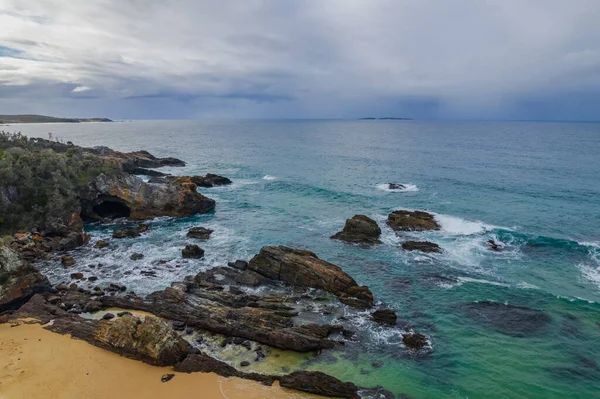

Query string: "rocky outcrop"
[[89, 147, 185, 169], [388, 183, 405, 190], [187, 227, 213, 239], [331, 215, 381, 244], [182, 244, 204, 258], [112, 224, 149, 239], [387, 210, 440, 231], [401, 241, 442, 253], [190, 174, 232, 188], [248, 246, 373, 308], [280, 371, 359, 398], [81, 174, 215, 222], [402, 332, 429, 351], [372, 309, 398, 326]]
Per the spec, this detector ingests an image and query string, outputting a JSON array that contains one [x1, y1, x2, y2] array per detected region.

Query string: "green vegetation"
[[0, 132, 121, 234], [0, 114, 113, 124]]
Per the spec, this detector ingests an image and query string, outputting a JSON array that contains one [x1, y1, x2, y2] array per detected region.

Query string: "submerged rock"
[[372, 309, 398, 326], [331, 215, 382, 244], [487, 239, 502, 251], [112, 224, 148, 239], [387, 210, 440, 231], [248, 246, 374, 308], [402, 332, 428, 351], [187, 227, 214, 239], [182, 244, 204, 259], [191, 174, 232, 188], [462, 301, 552, 337], [94, 240, 109, 249], [388, 183, 406, 190], [401, 241, 442, 253], [130, 253, 144, 261], [61, 255, 76, 267]]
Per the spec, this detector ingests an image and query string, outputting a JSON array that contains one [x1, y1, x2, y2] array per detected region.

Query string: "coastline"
[[0, 321, 320, 399]]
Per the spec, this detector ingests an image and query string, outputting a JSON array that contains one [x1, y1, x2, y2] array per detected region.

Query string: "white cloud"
[[0, 0, 599, 118]]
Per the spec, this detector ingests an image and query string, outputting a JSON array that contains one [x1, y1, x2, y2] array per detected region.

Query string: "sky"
[[1, 0, 600, 120]]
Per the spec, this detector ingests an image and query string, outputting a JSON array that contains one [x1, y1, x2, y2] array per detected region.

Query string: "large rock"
[[182, 244, 204, 259], [248, 246, 373, 308], [401, 241, 442, 253], [187, 227, 213, 239], [280, 371, 359, 399], [331, 215, 381, 244], [81, 174, 215, 222], [372, 309, 398, 326], [387, 210, 440, 231], [191, 174, 232, 188], [89, 147, 186, 169]]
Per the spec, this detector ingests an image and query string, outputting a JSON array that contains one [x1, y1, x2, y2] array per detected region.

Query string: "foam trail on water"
[[433, 213, 491, 235], [263, 175, 277, 180], [376, 183, 419, 193]]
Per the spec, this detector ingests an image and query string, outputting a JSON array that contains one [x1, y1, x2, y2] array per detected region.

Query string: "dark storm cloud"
[[1, 0, 599, 119]]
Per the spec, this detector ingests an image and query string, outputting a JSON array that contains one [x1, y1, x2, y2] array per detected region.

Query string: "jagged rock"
[[402, 332, 428, 351], [248, 246, 373, 308], [388, 183, 405, 190], [187, 227, 214, 239], [130, 253, 144, 260], [89, 147, 186, 169], [182, 244, 204, 259], [387, 210, 440, 231], [227, 260, 248, 270], [94, 240, 109, 249], [280, 371, 359, 399], [81, 174, 215, 222], [190, 174, 232, 188], [112, 224, 148, 239], [83, 300, 103, 313], [487, 239, 501, 251], [372, 309, 398, 326], [61, 255, 76, 267], [401, 241, 442, 253], [331, 215, 381, 244]]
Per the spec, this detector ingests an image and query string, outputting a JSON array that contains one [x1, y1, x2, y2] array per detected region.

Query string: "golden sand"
[[0, 322, 319, 399]]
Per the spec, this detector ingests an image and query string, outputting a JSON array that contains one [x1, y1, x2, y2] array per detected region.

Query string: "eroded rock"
[[331, 215, 381, 244], [401, 241, 442, 253], [387, 210, 440, 231], [187, 227, 214, 239], [372, 309, 398, 326], [190, 174, 232, 188], [182, 244, 204, 259]]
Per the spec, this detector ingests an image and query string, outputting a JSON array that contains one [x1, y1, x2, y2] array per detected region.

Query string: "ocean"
[[14, 120, 600, 398]]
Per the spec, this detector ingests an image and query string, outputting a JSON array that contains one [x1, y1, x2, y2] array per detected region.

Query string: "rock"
[[130, 253, 144, 261], [182, 244, 204, 259], [487, 239, 501, 251], [462, 301, 551, 337], [94, 240, 109, 249], [240, 361, 250, 367], [372, 309, 398, 326], [388, 183, 406, 190], [108, 283, 126, 292], [172, 321, 186, 331], [47, 295, 61, 305], [187, 227, 214, 239], [372, 361, 384, 368], [69, 283, 78, 290], [401, 241, 442, 253], [88, 276, 98, 282], [279, 371, 359, 399], [112, 225, 148, 239], [83, 301, 103, 313], [387, 210, 440, 231], [402, 332, 428, 351], [81, 174, 215, 222], [102, 313, 115, 320], [0, 247, 51, 312], [161, 374, 175, 383], [56, 283, 69, 291], [61, 255, 76, 267], [248, 246, 373, 308], [70, 273, 84, 280], [190, 174, 232, 188], [331, 215, 381, 244], [227, 260, 248, 270], [117, 311, 132, 317]]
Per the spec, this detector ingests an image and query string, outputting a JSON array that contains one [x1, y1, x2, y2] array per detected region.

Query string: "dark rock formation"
[[387, 210, 440, 231], [401, 241, 442, 253], [191, 174, 232, 188], [227, 260, 248, 270], [248, 246, 373, 308], [0, 247, 50, 312], [70, 272, 84, 280], [112, 224, 149, 239], [130, 253, 144, 260], [372, 309, 398, 326], [487, 239, 502, 251], [402, 332, 429, 351], [388, 183, 406, 190], [182, 244, 204, 259], [187, 227, 214, 239], [331, 215, 381, 244], [280, 371, 359, 399], [462, 301, 552, 337], [94, 240, 109, 249], [61, 255, 76, 267]]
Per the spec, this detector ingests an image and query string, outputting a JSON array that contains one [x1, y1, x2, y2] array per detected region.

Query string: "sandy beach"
[[0, 322, 318, 399]]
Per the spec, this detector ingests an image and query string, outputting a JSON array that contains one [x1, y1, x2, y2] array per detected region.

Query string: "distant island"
[[0, 114, 113, 124], [359, 117, 413, 120]]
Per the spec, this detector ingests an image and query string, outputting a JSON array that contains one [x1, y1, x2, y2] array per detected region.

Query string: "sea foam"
[[376, 183, 419, 193]]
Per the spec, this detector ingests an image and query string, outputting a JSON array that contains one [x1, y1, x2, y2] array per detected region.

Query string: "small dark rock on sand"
[[161, 374, 175, 383]]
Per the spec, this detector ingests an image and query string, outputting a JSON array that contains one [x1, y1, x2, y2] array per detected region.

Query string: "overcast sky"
[[1, 0, 600, 120]]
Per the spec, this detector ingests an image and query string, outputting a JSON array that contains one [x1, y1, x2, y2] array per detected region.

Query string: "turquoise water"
[[17, 120, 600, 398]]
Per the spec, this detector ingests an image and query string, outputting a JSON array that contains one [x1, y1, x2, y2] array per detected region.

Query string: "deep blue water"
[[14, 120, 600, 398]]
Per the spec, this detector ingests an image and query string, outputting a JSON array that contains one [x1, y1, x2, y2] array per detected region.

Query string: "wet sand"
[[0, 322, 318, 399]]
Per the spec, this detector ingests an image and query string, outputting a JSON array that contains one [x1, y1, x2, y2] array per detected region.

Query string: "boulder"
[[227, 260, 248, 270], [130, 253, 144, 261], [387, 210, 440, 231], [331, 215, 381, 244], [182, 244, 204, 259], [187, 227, 214, 239], [70, 272, 84, 280], [388, 183, 406, 190], [248, 246, 373, 308], [61, 255, 76, 267], [487, 239, 502, 251], [112, 224, 148, 239], [191, 174, 232, 188], [81, 174, 215, 222], [94, 240, 109, 249], [0, 247, 50, 312], [280, 371, 359, 399], [372, 309, 398, 326], [402, 332, 429, 351], [401, 241, 442, 253]]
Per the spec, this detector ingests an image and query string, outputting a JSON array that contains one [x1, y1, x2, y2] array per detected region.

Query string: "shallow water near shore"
[[16, 119, 600, 398]]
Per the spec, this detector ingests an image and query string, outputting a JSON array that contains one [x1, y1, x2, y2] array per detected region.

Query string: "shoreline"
[[0, 321, 320, 399]]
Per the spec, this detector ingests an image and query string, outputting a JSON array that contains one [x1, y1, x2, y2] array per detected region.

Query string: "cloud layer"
[[1, 0, 600, 119]]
